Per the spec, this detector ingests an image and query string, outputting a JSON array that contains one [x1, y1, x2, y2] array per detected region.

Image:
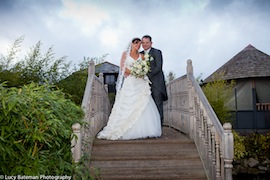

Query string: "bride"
[[97, 37, 161, 140]]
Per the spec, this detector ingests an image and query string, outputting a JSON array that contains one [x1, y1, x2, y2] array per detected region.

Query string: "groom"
[[141, 35, 168, 126]]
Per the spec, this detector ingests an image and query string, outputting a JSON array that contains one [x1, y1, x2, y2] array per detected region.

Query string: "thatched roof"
[[204, 44, 270, 83]]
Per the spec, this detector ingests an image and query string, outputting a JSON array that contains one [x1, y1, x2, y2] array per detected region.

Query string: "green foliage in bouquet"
[[0, 82, 84, 175], [130, 59, 150, 78]]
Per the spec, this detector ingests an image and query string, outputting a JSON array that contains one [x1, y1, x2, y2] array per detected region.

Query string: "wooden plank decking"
[[90, 126, 207, 180]]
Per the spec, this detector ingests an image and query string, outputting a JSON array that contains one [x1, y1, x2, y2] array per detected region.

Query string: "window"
[[105, 74, 116, 85]]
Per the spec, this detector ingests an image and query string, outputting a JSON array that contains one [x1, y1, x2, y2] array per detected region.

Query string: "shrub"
[[0, 82, 84, 175], [244, 132, 270, 162], [233, 131, 247, 160], [56, 70, 88, 105], [202, 72, 235, 124], [233, 131, 270, 162]]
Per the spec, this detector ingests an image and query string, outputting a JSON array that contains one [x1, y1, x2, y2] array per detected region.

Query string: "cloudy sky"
[[0, 0, 270, 79]]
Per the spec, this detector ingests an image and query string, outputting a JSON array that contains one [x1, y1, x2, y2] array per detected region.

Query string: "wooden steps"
[[90, 127, 207, 180]]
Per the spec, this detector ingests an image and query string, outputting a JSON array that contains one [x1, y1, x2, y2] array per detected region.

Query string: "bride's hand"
[[124, 67, 130, 77], [124, 73, 129, 77]]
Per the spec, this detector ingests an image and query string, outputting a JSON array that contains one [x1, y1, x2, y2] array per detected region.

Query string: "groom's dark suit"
[[142, 47, 168, 125]]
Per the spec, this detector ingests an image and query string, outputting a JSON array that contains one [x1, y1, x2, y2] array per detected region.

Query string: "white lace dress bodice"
[[97, 54, 161, 140], [125, 53, 138, 69]]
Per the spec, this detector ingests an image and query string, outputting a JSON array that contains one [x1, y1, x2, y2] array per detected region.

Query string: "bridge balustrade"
[[164, 59, 234, 180], [71, 60, 111, 165]]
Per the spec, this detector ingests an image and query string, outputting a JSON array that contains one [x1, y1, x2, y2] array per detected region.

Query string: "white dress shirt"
[[144, 48, 151, 54]]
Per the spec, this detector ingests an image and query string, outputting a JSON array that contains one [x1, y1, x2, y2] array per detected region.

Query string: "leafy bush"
[[233, 131, 247, 160], [233, 131, 270, 162], [56, 70, 88, 105], [244, 132, 270, 162], [202, 72, 235, 124], [0, 82, 84, 175]]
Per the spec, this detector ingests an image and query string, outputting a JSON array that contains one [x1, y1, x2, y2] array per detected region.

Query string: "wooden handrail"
[[164, 59, 234, 180], [72, 60, 111, 165]]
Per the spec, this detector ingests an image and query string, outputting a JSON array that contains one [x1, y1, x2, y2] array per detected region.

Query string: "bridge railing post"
[[81, 60, 95, 112], [71, 123, 82, 163], [187, 59, 195, 139], [99, 72, 104, 84], [223, 123, 234, 180]]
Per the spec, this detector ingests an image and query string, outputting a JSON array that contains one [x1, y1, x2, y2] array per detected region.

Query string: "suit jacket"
[[142, 48, 168, 101]]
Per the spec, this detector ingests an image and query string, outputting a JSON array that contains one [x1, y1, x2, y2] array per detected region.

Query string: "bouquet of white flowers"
[[130, 59, 150, 78], [144, 53, 154, 61]]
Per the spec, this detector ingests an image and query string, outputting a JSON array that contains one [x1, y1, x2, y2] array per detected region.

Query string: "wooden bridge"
[[71, 60, 234, 180]]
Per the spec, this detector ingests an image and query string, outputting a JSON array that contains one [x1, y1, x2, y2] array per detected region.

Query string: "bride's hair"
[[125, 37, 141, 54], [132, 37, 141, 44]]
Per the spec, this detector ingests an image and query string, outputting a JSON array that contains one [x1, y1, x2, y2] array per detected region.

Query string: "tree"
[[56, 54, 108, 105], [166, 71, 176, 84], [0, 36, 24, 71], [0, 37, 109, 105], [202, 72, 235, 124], [76, 54, 108, 71], [56, 69, 88, 105], [0, 37, 72, 87]]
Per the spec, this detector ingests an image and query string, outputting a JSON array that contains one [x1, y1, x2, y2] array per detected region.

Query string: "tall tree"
[[0, 37, 72, 87]]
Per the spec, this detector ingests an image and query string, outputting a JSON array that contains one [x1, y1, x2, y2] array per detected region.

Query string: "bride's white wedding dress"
[[97, 54, 161, 140]]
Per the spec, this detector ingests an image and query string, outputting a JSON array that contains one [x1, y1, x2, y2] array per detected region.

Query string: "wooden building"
[[204, 44, 270, 131], [95, 61, 119, 93]]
